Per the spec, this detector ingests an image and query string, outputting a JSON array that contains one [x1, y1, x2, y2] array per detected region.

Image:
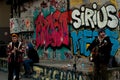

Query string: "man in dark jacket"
[[88, 29, 113, 80], [23, 42, 39, 76]]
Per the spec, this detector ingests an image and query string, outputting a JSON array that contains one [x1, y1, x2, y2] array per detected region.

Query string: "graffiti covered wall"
[[20, 0, 120, 61]]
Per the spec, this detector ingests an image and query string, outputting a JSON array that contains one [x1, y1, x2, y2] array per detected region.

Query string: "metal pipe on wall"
[[10, 0, 13, 18]]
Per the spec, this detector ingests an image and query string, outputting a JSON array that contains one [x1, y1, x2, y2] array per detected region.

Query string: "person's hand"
[[24, 56, 29, 60], [11, 49, 15, 53], [14, 47, 18, 51]]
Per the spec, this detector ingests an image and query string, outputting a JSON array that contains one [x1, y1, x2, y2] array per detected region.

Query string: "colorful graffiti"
[[35, 10, 71, 48], [19, 0, 120, 59], [34, 2, 119, 57], [33, 65, 93, 80], [10, 18, 20, 33], [72, 3, 119, 29], [71, 29, 119, 56], [71, 3, 119, 56]]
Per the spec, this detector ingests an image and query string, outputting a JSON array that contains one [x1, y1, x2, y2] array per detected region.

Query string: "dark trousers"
[[94, 56, 108, 80], [23, 59, 33, 74], [8, 62, 20, 80]]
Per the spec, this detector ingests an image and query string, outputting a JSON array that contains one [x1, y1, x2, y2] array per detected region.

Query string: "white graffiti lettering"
[[72, 3, 118, 29]]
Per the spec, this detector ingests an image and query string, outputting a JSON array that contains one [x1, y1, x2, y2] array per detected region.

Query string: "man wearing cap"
[[87, 29, 113, 80], [7, 33, 25, 80]]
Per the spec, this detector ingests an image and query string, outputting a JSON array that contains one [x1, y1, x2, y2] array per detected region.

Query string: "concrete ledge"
[[106, 67, 120, 80], [107, 67, 120, 71], [33, 60, 94, 80]]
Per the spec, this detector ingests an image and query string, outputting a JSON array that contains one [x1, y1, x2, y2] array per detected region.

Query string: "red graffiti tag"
[[35, 10, 71, 48]]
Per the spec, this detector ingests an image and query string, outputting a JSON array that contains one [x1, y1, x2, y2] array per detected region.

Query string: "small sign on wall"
[[20, 17, 34, 32], [9, 18, 20, 33]]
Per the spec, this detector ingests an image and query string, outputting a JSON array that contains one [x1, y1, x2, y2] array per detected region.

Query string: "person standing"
[[87, 29, 113, 80], [7, 34, 24, 80]]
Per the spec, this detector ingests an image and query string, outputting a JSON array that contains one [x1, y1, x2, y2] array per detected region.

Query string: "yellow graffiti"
[[110, 0, 118, 8], [67, 72, 72, 80], [60, 72, 64, 80], [79, 75, 82, 80], [33, 66, 42, 78], [33, 66, 92, 80], [70, 0, 83, 7], [47, 70, 52, 78], [89, 0, 101, 5], [52, 70, 59, 79], [86, 44, 90, 49]]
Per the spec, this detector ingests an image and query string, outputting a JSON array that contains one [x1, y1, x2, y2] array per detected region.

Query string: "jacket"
[[7, 41, 24, 63]]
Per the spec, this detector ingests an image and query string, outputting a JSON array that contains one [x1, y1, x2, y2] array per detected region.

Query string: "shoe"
[[23, 73, 28, 77], [13, 75, 16, 80]]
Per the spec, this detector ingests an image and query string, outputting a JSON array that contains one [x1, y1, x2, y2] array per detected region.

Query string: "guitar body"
[[89, 46, 98, 62]]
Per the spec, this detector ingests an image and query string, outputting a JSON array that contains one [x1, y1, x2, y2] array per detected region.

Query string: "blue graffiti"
[[71, 29, 119, 56]]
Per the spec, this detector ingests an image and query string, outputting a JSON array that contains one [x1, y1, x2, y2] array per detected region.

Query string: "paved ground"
[[0, 71, 7, 80], [0, 71, 32, 80]]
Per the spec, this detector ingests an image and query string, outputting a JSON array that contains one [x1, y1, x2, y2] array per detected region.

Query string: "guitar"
[[89, 39, 108, 62], [89, 46, 99, 62]]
